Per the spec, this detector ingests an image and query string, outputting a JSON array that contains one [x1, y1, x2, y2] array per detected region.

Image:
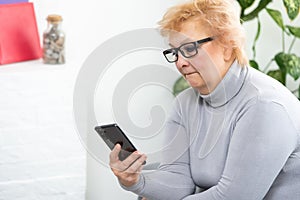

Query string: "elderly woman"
[[109, 0, 300, 199]]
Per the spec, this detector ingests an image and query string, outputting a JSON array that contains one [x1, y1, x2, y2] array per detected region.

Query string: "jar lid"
[[47, 14, 63, 23]]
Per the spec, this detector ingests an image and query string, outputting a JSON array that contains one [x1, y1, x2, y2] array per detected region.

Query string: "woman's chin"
[[185, 73, 203, 86], [185, 74, 209, 93]]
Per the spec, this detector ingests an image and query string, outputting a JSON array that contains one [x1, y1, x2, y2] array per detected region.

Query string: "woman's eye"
[[183, 45, 196, 53]]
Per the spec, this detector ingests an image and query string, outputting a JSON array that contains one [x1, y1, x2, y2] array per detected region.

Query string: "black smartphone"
[[95, 123, 146, 164]]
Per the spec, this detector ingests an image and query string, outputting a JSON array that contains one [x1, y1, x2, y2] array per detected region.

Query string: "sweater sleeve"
[[182, 100, 298, 200], [121, 97, 196, 200]]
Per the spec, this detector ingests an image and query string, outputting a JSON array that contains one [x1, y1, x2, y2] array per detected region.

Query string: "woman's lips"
[[184, 72, 198, 77]]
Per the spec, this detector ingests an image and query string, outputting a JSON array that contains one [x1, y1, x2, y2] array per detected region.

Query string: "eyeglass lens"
[[181, 43, 197, 58], [163, 37, 213, 63], [164, 49, 178, 62], [164, 42, 198, 63]]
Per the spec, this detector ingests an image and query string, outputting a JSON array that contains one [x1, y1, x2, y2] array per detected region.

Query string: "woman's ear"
[[223, 46, 234, 62]]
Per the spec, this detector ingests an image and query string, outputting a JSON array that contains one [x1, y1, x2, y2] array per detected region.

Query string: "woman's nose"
[[176, 54, 189, 70]]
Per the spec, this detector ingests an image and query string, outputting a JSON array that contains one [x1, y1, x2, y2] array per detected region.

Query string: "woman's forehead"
[[168, 22, 211, 46]]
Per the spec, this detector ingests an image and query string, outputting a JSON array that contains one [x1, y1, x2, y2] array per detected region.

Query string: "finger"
[[112, 151, 143, 173], [121, 151, 143, 167], [126, 154, 147, 173], [135, 164, 144, 173], [109, 143, 121, 163]]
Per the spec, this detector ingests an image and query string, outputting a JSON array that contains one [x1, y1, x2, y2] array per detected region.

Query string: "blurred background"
[[0, 0, 299, 200]]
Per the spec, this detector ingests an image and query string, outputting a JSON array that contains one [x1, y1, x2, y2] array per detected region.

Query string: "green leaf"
[[173, 76, 190, 96], [286, 25, 300, 38], [275, 52, 288, 71], [266, 8, 285, 31], [267, 69, 285, 84], [241, 0, 273, 22], [287, 55, 300, 80], [283, 0, 300, 20], [249, 60, 260, 69], [274, 52, 287, 84], [238, 0, 256, 9], [275, 52, 300, 81]]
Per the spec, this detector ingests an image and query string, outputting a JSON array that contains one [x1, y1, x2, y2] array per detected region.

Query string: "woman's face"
[[168, 20, 234, 94]]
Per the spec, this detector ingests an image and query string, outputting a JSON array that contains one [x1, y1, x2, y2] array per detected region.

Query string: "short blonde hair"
[[158, 0, 248, 66]]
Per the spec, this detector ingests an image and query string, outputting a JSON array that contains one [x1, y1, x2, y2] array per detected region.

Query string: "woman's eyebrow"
[[168, 38, 193, 48], [168, 43, 176, 48]]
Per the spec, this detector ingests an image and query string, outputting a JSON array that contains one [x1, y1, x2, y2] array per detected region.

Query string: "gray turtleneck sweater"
[[122, 61, 300, 200]]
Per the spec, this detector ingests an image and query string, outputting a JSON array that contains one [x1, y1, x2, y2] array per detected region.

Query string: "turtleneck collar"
[[198, 60, 248, 108]]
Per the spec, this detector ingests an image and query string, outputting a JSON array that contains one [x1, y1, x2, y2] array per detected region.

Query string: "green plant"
[[173, 0, 300, 99]]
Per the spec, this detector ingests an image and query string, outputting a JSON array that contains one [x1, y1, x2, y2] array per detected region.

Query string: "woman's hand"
[[109, 144, 147, 187]]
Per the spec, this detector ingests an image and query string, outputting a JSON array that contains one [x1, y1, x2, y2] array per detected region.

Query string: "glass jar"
[[43, 14, 65, 64]]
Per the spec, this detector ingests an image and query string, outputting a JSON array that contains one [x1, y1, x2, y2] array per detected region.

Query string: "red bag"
[[0, 2, 42, 65]]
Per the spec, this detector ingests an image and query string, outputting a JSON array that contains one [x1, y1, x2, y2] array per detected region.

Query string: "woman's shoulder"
[[240, 67, 300, 132], [242, 67, 298, 104]]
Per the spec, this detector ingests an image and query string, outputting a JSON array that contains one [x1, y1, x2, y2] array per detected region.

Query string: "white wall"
[[0, 62, 86, 200], [0, 1, 89, 200], [0, 0, 299, 200]]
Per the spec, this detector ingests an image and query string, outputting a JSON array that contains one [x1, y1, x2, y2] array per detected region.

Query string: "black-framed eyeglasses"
[[163, 37, 214, 63]]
